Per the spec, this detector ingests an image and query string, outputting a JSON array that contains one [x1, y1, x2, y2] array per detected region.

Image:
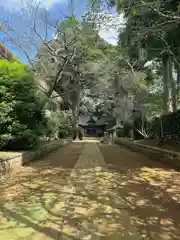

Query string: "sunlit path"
[[0, 142, 84, 240], [73, 138, 100, 143], [35, 142, 142, 239], [0, 141, 180, 239], [100, 144, 180, 240]]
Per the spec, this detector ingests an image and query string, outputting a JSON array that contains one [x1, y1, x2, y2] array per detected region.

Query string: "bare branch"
[[32, 4, 57, 56], [140, 0, 180, 21]]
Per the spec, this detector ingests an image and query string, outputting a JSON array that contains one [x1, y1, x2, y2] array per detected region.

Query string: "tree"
[[35, 15, 117, 130], [0, 60, 48, 150], [95, 0, 180, 114], [2, 0, 169, 132]]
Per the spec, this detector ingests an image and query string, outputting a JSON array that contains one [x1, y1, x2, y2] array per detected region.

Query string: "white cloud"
[[98, 12, 125, 45], [0, 0, 65, 11], [99, 27, 118, 45]]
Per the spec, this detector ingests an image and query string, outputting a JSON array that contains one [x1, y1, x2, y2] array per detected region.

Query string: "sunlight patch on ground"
[[138, 167, 176, 183], [0, 142, 142, 239], [73, 139, 100, 143], [0, 152, 20, 159]]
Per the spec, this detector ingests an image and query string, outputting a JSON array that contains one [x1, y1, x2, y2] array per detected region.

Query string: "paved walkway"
[[0, 140, 180, 239]]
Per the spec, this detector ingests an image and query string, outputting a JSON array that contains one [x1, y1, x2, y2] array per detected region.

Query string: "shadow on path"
[[100, 143, 180, 240], [1, 141, 180, 239], [0, 142, 84, 239]]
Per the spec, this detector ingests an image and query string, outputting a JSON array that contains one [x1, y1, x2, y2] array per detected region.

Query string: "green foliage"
[[60, 16, 79, 32], [58, 127, 71, 139], [72, 129, 77, 140], [45, 111, 61, 140], [36, 6, 180, 131], [150, 110, 180, 140], [0, 60, 47, 150], [44, 110, 72, 140], [35, 15, 117, 130], [78, 127, 84, 140], [58, 112, 72, 139]]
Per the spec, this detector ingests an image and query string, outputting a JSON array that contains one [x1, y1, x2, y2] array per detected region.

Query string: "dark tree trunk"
[[169, 55, 177, 112], [162, 55, 170, 113]]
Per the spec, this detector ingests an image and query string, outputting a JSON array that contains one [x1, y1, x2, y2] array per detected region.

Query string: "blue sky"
[[0, 0, 121, 63]]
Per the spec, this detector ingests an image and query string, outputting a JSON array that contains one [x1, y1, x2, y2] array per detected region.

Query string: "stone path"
[[0, 140, 180, 239], [40, 142, 142, 239], [100, 143, 180, 240]]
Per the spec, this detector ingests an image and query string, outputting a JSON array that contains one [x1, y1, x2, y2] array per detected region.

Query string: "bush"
[[45, 111, 60, 140], [58, 127, 70, 139], [58, 112, 72, 139], [72, 129, 77, 140], [0, 60, 47, 150], [78, 127, 84, 140]]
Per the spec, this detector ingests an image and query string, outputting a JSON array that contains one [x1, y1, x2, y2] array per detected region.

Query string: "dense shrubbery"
[[0, 60, 78, 150], [122, 109, 180, 142], [0, 60, 47, 150], [149, 110, 180, 140], [44, 110, 72, 140], [45, 111, 60, 140], [58, 126, 71, 139], [58, 112, 72, 139], [78, 127, 84, 140]]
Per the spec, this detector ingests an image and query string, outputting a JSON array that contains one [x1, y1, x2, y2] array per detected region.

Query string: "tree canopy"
[[1, 0, 180, 144]]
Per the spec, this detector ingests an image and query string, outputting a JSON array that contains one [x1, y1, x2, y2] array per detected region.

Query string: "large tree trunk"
[[169, 55, 177, 112], [114, 76, 132, 124], [174, 60, 180, 107], [72, 106, 79, 130], [177, 71, 180, 106], [162, 55, 170, 113], [71, 84, 81, 132], [177, 70, 180, 94]]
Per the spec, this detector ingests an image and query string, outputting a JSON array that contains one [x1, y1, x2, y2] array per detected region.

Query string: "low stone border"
[[115, 138, 180, 168], [0, 139, 71, 175]]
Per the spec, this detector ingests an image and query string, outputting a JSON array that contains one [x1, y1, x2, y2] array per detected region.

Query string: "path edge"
[[115, 138, 180, 168], [0, 138, 72, 175]]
